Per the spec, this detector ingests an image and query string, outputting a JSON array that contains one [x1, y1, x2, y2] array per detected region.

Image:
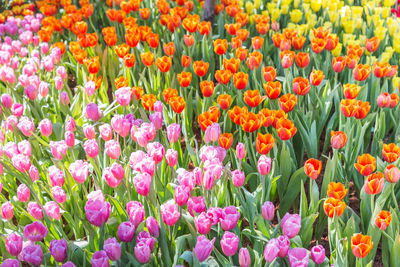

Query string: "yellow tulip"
[[254, 0, 261, 9], [343, 21, 355, 34], [281, 4, 289, 15], [271, 8, 281, 20], [303, 0, 311, 3], [374, 7, 382, 15], [262, 10, 269, 16], [322, 0, 329, 8], [381, 52, 391, 63], [329, 11, 338, 24], [294, 0, 300, 8], [366, 56, 377, 65], [385, 47, 394, 54], [375, 26, 387, 40], [355, 18, 363, 29], [267, 3, 275, 13], [310, 0, 322, 12], [246, 2, 254, 14], [382, 7, 390, 18], [351, 6, 363, 17], [383, 0, 396, 6], [332, 43, 342, 57], [388, 21, 399, 36], [392, 77, 400, 90], [290, 9, 303, 23], [282, 0, 293, 5], [394, 34, 400, 53], [328, 3, 337, 11]]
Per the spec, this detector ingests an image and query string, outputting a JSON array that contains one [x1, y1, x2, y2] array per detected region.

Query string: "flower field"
[[1, 0, 400, 266]]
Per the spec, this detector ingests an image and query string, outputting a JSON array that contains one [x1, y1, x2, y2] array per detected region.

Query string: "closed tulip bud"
[[277, 235, 290, 257], [165, 149, 178, 167], [85, 102, 100, 121], [115, 87, 131, 106], [385, 164, 400, 183], [375, 210, 392, 230], [127, 201, 145, 227], [281, 213, 301, 238], [39, 119, 52, 136], [69, 160, 89, 184], [118, 221, 135, 242], [236, 142, 246, 159], [1, 202, 13, 220], [175, 185, 190, 206], [264, 238, 280, 262], [231, 169, 245, 187], [304, 158, 322, 180], [24, 221, 48, 241], [49, 239, 68, 262], [239, 247, 251, 267], [167, 123, 181, 143], [136, 231, 155, 251], [146, 216, 160, 237], [62, 261, 76, 267], [104, 238, 121, 261], [91, 250, 110, 267], [12, 103, 24, 117], [105, 140, 121, 159], [52, 186, 66, 203], [27, 202, 43, 220], [2, 93, 13, 108], [134, 242, 151, 263], [60, 91, 69, 105], [6, 233, 23, 256], [84, 139, 99, 158], [194, 235, 215, 262], [83, 125, 96, 139], [364, 172, 384, 195], [288, 248, 309, 267], [110, 162, 124, 180], [220, 231, 239, 256], [330, 131, 347, 149], [204, 123, 221, 143], [133, 172, 151, 196], [85, 81, 96, 96], [221, 206, 240, 231], [17, 183, 30, 202], [85, 198, 111, 227], [257, 155, 272, 176], [20, 244, 43, 267], [262, 201, 275, 221], [160, 200, 180, 225], [149, 112, 163, 130], [195, 212, 212, 234], [25, 84, 38, 100], [65, 131, 75, 147], [311, 245, 325, 264], [39, 81, 49, 97]]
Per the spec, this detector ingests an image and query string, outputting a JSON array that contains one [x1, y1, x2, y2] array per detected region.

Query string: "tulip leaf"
[[279, 168, 307, 216]]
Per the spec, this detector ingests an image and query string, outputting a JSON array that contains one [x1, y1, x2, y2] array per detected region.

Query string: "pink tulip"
[[85, 198, 111, 227], [149, 112, 162, 130], [84, 139, 99, 158], [174, 185, 190, 206], [134, 242, 151, 264], [136, 156, 155, 176], [39, 119, 52, 136], [288, 248, 309, 267], [85, 81, 96, 96], [24, 221, 48, 241], [136, 231, 155, 250], [39, 81, 49, 97], [52, 186, 66, 203], [25, 84, 38, 100], [193, 167, 203, 186], [167, 123, 180, 143], [187, 196, 206, 217], [264, 238, 279, 262], [257, 155, 271, 176], [17, 183, 30, 202], [177, 170, 196, 190], [56, 66, 67, 80], [195, 212, 211, 234], [146, 216, 160, 237], [49, 239, 68, 262], [83, 125, 96, 139], [115, 87, 131, 106], [17, 116, 35, 136], [65, 117, 76, 132], [11, 103, 24, 117], [133, 172, 152, 196], [165, 149, 178, 167], [110, 162, 124, 180], [85, 103, 100, 121], [239, 247, 251, 267], [3, 259, 21, 266], [385, 165, 400, 183], [12, 154, 31, 172], [277, 235, 290, 257], [103, 238, 121, 261], [91, 250, 110, 267], [231, 169, 245, 187], [105, 140, 121, 159], [103, 167, 121, 188], [65, 131, 75, 147], [204, 123, 220, 143], [202, 170, 216, 190], [194, 235, 215, 262], [60, 91, 70, 105], [220, 231, 239, 256], [129, 150, 146, 170], [27, 202, 43, 220], [147, 141, 165, 164], [48, 165, 65, 187], [5, 116, 18, 132], [49, 140, 68, 160], [221, 206, 240, 231], [99, 124, 113, 141], [154, 100, 163, 112], [206, 207, 223, 225], [127, 201, 145, 227], [377, 92, 390, 108], [5, 233, 23, 256], [44, 201, 61, 220], [160, 200, 180, 225], [17, 140, 31, 157], [20, 244, 43, 267], [311, 245, 325, 264], [69, 160, 89, 184], [262, 201, 275, 221], [281, 213, 301, 238], [118, 221, 135, 242]]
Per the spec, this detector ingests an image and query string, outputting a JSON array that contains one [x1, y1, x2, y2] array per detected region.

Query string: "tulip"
[[264, 238, 279, 262], [83, 125, 96, 139], [327, 182, 348, 200], [85, 198, 111, 227], [39, 119, 52, 136], [44, 201, 61, 220], [167, 123, 181, 143], [2, 259, 20, 267], [220, 206, 240, 231], [310, 245, 325, 264], [62, 262, 76, 267], [256, 133, 275, 154], [194, 212, 211, 234], [262, 201, 275, 221], [220, 231, 239, 256], [187, 196, 206, 216], [49, 239, 68, 262], [239, 247, 251, 267], [52, 186, 66, 204], [231, 169, 245, 187], [17, 183, 30, 202], [161, 200, 180, 225], [288, 248, 309, 267], [99, 124, 113, 141], [324, 197, 346, 218], [20, 244, 43, 266], [236, 142, 246, 160], [84, 139, 99, 158], [351, 234, 373, 258], [385, 164, 400, 183], [330, 131, 347, 149], [257, 155, 272, 176], [194, 235, 215, 262], [375, 210, 392, 230], [354, 154, 376, 176], [6, 233, 23, 256], [277, 235, 290, 257], [204, 123, 221, 144], [164, 149, 177, 167], [149, 112, 163, 130], [104, 238, 121, 261], [133, 172, 152, 196], [146, 216, 160, 237], [134, 242, 151, 263], [117, 221, 134, 243], [281, 213, 301, 238], [85, 102, 100, 121], [382, 143, 400, 163], [69, 160, 89, 184], [65, 131, 75, 147], [1, 202, 13, 220], [364, 172, 385, 195], [91, 250, 110, 267], [304, 158, 322, 180]]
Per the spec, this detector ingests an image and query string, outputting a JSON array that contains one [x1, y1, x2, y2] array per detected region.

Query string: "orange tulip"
[[89, 74, 102, 90], [309, 70, 324, 86], [235, 47, 248, 61], [280, 38, 291, 51], [327, 182, 348, 200], [246, 51, 263, 70], [177, 72, 192, 87], [235, 12, 249, 26], [313, 27, 329, 39], [225, 23, 241, 35], [231, 36, 243, 49], [219, 133, 233, 149], [146, 33, 159, 48], [353, 64, 371, 81], [139, 8, 150, 20], [256, 22, 269, 35], [216, 94, 231, 110], [279, 93, 297, 113], [132, 86, 144, 100], [193, 61, 209, 77], [354, 101, 371, 120], [386, 65, 397, 78], [276, 118, 297, 140], [85, 56, 100, 74], [214, 39, 228, 55], [240, 112, 262, 132], [340, 99, 358, 117], [141, 52, 154, 67], [366, 36, 380, 53], [115, 77, 129, 89], [251, 36, 264, 50], [256, 133, 275, 154], [262, 66, 277, 82], [259, 108, 275, 127], [375, 210, 392, 230], [215, 70, 233, 85], [198, 110, 219, 131], [304, 158, 322, 180], [156, 56, 172, 73], [343, 84, 361, 99], [382, 143, 400, 163], [198, 21, 211, 35], [236, 29, 249, 41], [364, 172, 384, 195], [390, 93, 399, 108], [272, 110, 288, 128], [184, 34, 195, 46], [292, 77, 310, 95], [163, 42, 175, 56], [233, 72, 248, 90], [292, 36, 306, 50], [347, 44, 364, 58], [272, 33, 283, 48], [295, 52, 310, 68], [181, 55, 191, 68], [142, 94, 157, 111], [325, 35, 339, 51], [163, 88, 178, 103], [263, 81, 281, 100], [373, 62, 391, 78], [102, 27, 117, 46], [354, 153, 376, 176], [228, 106, 248, 125], [311, 38, 326, 54], [351, 234, 373, 258], [123, 53, 135, 68], [330, 131, 347, 149], [332, 56, 346, 72], [244, 90, 265, 107], [345, 54, 360, 69], [280, 50, 295, 69], [125, 31, 140, 48], [223, 57, 240, 74], [200, 81, 215, 97], [182, 16, 199, 32], [53, 42, 66, 55], [169, 96, 186, 113], [323, 197, 346, 218]]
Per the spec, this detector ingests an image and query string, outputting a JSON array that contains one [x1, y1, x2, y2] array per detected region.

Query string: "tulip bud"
[[2, 259, 20, 267], [204, 123, 220, 143], [62, 261, 76, 267], [236, 142, 246, 159], [83, 125, 96, 139], [385, 164, 400, 183], [91, 250, 110, 267], [146, 216, 160, 237], [85, 103, 100, 121], [239, 247, 251, 267], [17, 183, 30, 202], [39, 118, 52, 136], [99, 124, 113, 141], [1, 201, 13, 220], [27, 202, 43, 220], [110, 162, 124, 180], [154, 101, 163, 112], [127, 201, 145, 227], [231, 169, 245, 187], [84, 139, 99, 158], [281, 213, 301, 238], [194, 235, 215, 262], [264, 238, 279, 262], [85, 81, 96, 96], [60, 91, 69, 105], [20, 244, 43, 266], [377, 92, 391, 108], [167, 123, 181, 143], [288, 248, 310, 266], [165, 149, 178, 167], [194, 212, 212, 235], [160, 200, 180, 225], [261, 201, 275, 221], [277, 235, 290, 257], [118, 221, 135, 242], [311, 245, 325, 264], [52, 186, 66, 203], [257, 155, 271, 176], [134, 242, 151, 263], [220, 231, 239, 256], [49, 239, 68, 262], [44, 201, 61, 220], [65, 131, 75, 147], [6, 233, 23, 256], [103, 237, 121, 261], [149, 112, 162, 130]]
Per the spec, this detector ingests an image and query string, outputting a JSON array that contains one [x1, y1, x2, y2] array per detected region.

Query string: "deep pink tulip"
[[91, 250, 110, 267], [118, 221, 135, 242], [220, 231, 239, 256], [281, 213, 301, 238], [49, 239, 68, 262], [194, 235, 215, 262], [194, 212, 211, 234], [103, 237, 121, 261], [6, 233, 23, 256], [127, 201, 145, 227], [160, 200, 180, 225], [24, 221, 48, 241], [221, 205, 240, 231], [146, 216, 160, 237], [187, 196, 206, 217]]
